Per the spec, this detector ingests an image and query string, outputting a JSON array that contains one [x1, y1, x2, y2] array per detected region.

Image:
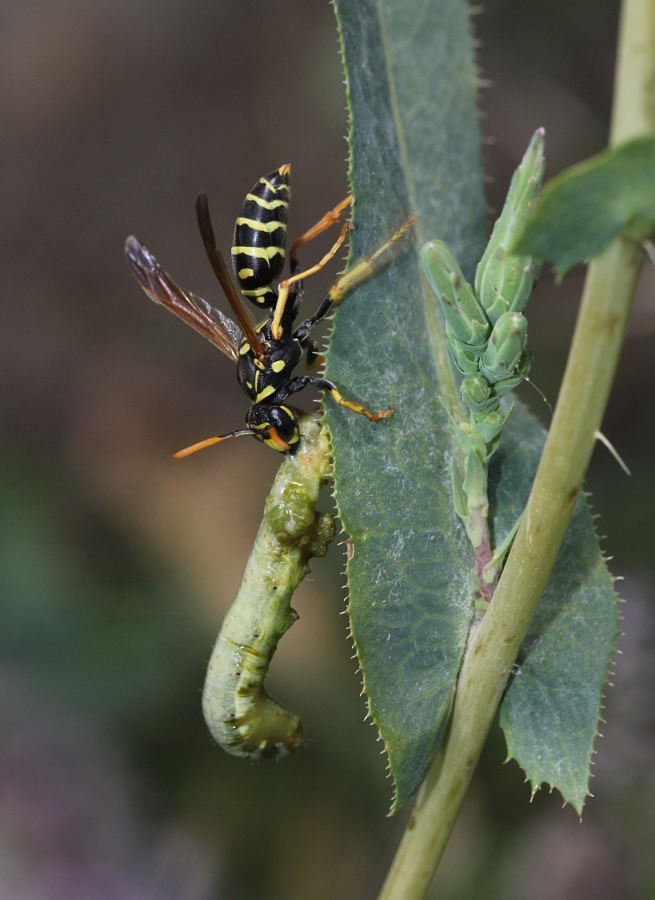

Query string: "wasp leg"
[[293, 295, 333, 343], [325, 213, 416, 306], [305, 342, 325, 370], [280, 376, 392, 422], [281, 199, 347, 314], [293, 212, 417, 344], [272, 222, 351, 340], [173, 429, 252, 459], [297, 334, 324, 370], [289, 195, 352, 261]]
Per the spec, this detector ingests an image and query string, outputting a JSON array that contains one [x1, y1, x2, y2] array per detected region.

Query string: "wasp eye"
[[268, 405, 299, 443]]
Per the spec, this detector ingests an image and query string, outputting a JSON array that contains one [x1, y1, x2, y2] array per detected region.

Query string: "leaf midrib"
[[375, 0, 464, 421]]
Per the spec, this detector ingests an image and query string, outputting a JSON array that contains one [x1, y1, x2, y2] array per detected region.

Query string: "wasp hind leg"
[[292, 212, 417, 345], [289, 195, 352, 261], [282, 376, 392, 422], [324, 213, 416, 307], [272, 221, 351, 339]]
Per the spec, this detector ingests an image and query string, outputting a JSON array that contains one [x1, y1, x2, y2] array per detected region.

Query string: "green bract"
[[494, 349, 533, 397], [480, 311, 529, 383], [445, 328, 484, 374], [420, 241, 490, 346], [475, 129, 545, 322]]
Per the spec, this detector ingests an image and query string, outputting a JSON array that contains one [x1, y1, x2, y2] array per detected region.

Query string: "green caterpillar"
[[202, 412, 335, 758]]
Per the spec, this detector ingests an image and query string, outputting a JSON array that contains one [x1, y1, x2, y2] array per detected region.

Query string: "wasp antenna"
[[173, 430, 252, 459]]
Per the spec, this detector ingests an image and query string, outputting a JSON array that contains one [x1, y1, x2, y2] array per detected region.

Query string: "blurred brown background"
[[1, 1, 654, 898]]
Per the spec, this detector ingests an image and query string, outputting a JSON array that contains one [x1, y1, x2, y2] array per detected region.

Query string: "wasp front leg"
[[280, 376, 392, 422]]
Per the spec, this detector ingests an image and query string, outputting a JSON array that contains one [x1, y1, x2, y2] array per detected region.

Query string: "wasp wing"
[[196, 193, 265, 358], [191, 291, 243, 349], [125, 236, 241, 361]]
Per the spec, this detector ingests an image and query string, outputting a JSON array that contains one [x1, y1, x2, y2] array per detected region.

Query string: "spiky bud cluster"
[[475, 128, 545, 326], [420, 131, 546, 559], [420, 129, 545, 462]]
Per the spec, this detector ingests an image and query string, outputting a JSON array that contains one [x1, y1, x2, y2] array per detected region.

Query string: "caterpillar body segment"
[[201, 414, 334, 758]]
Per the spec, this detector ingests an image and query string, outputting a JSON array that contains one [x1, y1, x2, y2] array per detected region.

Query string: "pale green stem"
[[379, 238, 642, 900], [377, 0, 654, 897]]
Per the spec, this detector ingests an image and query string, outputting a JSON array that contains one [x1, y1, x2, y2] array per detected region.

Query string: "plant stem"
[[379, 239, 642, 900], [610, 0, 655, 144], [471, 506, 496, 603], [377, 0, 654, 896]]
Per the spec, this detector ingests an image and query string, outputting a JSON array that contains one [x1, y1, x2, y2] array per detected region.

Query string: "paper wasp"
[[125, 165, 414, 456]]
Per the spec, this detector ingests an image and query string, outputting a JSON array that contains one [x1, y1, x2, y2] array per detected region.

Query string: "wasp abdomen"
[[232, 165, 290, 307]]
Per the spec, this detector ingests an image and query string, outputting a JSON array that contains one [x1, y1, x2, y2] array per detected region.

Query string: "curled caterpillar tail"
[[202, 412, 334, 758]]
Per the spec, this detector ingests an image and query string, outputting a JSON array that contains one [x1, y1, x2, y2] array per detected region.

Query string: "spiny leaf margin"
[[324, 0, 619, 816], [495, 410, 620, 814], [325, 0, 487, 811]]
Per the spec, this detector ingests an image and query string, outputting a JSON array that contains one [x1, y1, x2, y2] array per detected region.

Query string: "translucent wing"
[[191, 291, 243, 349], [196, 193, 265, 358], [125, 236, 241, 361]]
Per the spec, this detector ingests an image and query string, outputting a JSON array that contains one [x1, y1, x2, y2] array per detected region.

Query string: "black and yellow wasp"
[[125, 165, 414, 456]]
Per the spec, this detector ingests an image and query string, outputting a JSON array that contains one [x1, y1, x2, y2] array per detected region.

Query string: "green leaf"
[[326, 0, 618, 815], [512, 134, 655, 275], [326, 0, 487, 811], [493, 407, 619, 815]]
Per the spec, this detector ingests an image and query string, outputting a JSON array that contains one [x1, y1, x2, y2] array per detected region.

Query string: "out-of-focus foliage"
[[1, 0, 655, 898]]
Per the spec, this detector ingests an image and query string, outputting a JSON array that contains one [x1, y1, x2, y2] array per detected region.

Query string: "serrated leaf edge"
[[501, 499, 622, 817], [327, 0, 480, 815]]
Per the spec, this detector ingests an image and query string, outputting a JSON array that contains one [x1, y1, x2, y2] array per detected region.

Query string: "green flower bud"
[[446, 328, 483, 375], [493, 348, 533, 397], [461, 374, 490, 406], [476, 249, 542, 324], [480, 312, 528, 384], [474, 129, 546, 324], [421, 241, 490, 346], [470, 404, 513, 447], [460, 374, 499, 416]]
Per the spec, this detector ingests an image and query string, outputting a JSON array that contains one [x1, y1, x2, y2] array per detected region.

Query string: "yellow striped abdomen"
[[231, 165, 291, 307]]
